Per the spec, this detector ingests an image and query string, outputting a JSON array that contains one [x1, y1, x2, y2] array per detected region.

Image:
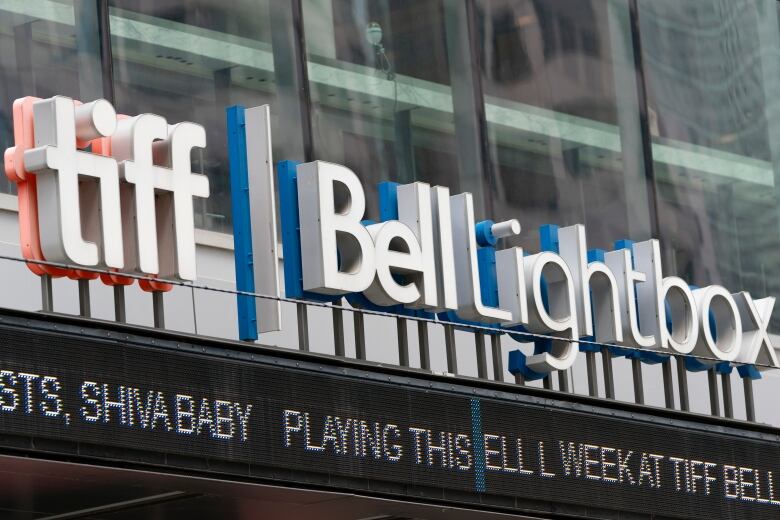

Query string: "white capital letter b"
[[297, 161, 375, 295]]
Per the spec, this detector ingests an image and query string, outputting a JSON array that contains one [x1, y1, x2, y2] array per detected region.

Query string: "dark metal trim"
[[601, 348, 615, 399], [397, 317, 409, 367], [585, 351, 598, 397], [490, 334, 503, 381], [96, 0, 115, 103], [417, 321, 431, 370], [722, 372, 734, 419], [662, 359, 675, 409], [462, 0, 495, 217], [40, 274, 53, 313], [631, 357, 644, 404], [77, 279, 91, 318], [287, 0, 314, 161], [113, 285, 126, 323], [152, 291, 165, 329], [708, 368, 721, 416], [627, 0, 661, 238], [332, 307, 345, 357]]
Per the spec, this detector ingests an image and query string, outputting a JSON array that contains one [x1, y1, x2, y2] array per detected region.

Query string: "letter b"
[[297, 161, 376, 295]]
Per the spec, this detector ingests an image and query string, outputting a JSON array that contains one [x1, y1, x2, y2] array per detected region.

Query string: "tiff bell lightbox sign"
[[225, 104, 778, 380], [3, 96, 209, 291], [2, 96, 776, 380]]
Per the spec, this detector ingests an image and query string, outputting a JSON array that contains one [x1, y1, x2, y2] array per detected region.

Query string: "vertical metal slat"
[[332, 306, 345, 357], [444, 323, 457, 374], [354, 311, 366, 360], [721, 372, 734, 419], [662, 360, 675, 409], [708, 368, 721, 417], [296, 302, 309, 352], [558, 370, 570, 393], [40, 275, 53, 312], [418, 321, 431, 370], [152, 291, 164, 329], [585, 351, 598, 397], [113, 285, 126, 323], [397, 318, 409, 367], [602, 348, 615, 399], [475, 333, 487, 378], [78, 279, 91, 318], [490, 334, 503, 381], [677, 357, 690, 412], [632, 358, 644, 405], [744, 377, 756, 422]]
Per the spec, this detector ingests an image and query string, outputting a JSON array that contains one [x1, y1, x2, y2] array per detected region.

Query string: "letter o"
[[661, 277, 699, 355], [693, 286, 742, 362]]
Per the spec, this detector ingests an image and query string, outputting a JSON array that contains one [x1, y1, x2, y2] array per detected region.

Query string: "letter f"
[[112, 114, 168, 275]]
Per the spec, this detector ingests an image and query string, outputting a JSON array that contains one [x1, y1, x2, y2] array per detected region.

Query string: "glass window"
[[0, 0, 96, 195], [474, 0, 653, 252], [302, 0, 489, 219], [109, 0, 304, 233], [638, 0, 780, 329]]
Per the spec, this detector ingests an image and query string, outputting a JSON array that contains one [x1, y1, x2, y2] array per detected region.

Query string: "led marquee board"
[[0, 311, 778, 520]]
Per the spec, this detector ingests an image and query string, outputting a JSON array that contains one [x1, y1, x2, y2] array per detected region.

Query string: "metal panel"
[[227, 104, 281, 337], [227, 105, 257, 341], [245, 105, 282, 333]]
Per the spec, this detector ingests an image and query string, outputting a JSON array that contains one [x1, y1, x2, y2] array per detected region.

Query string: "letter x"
[[736, 293, 778, 368]]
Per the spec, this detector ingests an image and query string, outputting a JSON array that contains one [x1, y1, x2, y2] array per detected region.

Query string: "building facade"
[[0, 1, 779, 518]]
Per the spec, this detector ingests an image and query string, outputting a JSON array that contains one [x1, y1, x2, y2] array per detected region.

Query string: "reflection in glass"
[[303, 0, 485, 219], [109, 0, 303, 233], [638, 0, 780, 329], [0, 1, 88, 195], [474, 0, 653, 251]]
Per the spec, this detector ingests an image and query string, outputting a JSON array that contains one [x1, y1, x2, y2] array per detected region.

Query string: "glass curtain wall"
[[302, 0, 491, 219], [5, 0, 780, 333], [108, 0, 307, 233], [473, 0, 653, 251], [0, 0, 103, 195], [638, 0, 780, 327]]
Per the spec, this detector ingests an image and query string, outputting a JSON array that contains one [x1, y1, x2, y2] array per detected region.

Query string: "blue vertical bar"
[[227, 105, 258, 341], [277, 160, 341, 303], [614, 239, 635, 257], [470, 398, 486, 492], [477, 247, 498, 307], [378, 181, 399, 221], [278, 160, 304, 299], [539, 224, 560, 253]]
